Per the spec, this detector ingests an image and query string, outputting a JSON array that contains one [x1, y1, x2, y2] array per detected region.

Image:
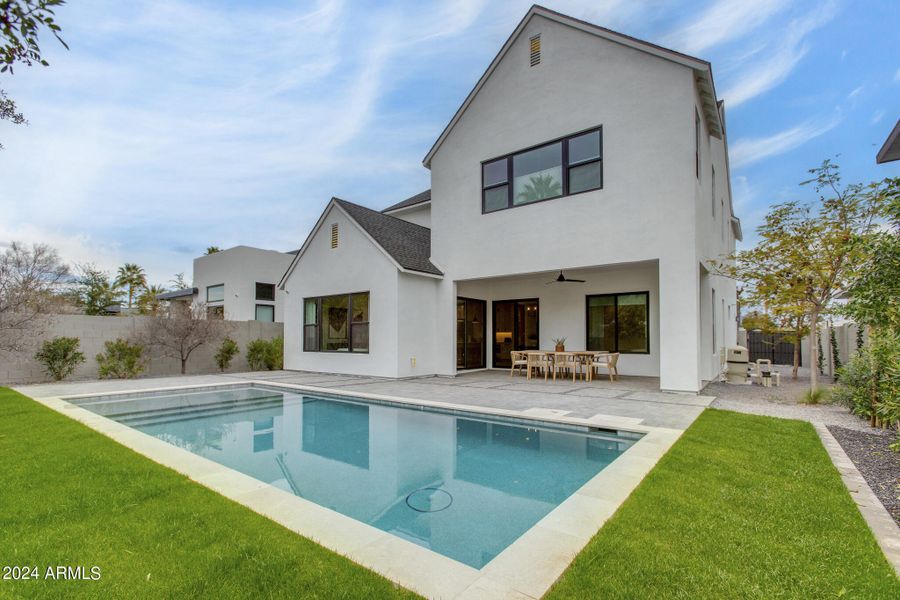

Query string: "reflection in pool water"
[[76, 385, 640, 568]]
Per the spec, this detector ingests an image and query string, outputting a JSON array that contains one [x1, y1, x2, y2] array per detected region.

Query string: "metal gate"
[[746, 330, 799, 366]]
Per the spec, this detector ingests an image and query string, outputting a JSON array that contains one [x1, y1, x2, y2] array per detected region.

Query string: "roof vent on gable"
[[529, 34, 541, 66], [331, 223, 338, 248]]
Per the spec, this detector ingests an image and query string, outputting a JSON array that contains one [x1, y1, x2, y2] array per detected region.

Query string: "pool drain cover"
[[405, 487, 453, 513]]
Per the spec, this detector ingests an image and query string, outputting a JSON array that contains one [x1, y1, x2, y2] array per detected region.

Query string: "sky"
[[1, 0, 898, 286]]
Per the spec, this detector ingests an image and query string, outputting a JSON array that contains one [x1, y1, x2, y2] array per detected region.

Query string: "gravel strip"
[[827, 425, 900, 526]]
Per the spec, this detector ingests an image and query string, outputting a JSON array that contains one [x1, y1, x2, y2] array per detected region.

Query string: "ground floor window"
[[207, 305, 224, 320], [586, 292, 649, 354], [255, 304, 274, 322], [304, 292, 369, 352]]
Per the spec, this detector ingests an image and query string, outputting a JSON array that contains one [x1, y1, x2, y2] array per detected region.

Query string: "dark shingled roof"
[[334, 198, 442, 276], [381, 189, 431, 213], [157, 287, 197, 300]]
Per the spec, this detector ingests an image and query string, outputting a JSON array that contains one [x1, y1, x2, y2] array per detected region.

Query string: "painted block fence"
[[0, 315, 283, 384]]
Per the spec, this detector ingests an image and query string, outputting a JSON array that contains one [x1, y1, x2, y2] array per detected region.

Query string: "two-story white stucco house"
[[279, 6, 741, 393], [160, 245, 295, 322]]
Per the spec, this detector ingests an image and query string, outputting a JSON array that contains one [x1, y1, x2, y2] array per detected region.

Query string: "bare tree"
[[0, 241, 69, 353], [144, 302, 228, 374]]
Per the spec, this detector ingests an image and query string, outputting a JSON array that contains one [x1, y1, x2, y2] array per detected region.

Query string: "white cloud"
[[895, 67, 900, 82], [721, 0, 838, 107], [662, 0, 789, 54], [847, 85, 864, 100], [730, 112, 842, 168], [871, 109, 885, 125]]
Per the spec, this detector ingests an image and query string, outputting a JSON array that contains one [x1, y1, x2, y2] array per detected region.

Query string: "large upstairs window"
[[482, 127, 602, 213]]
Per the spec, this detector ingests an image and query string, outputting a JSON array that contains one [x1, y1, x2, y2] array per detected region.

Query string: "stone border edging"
[[815, 424, 900, 577]]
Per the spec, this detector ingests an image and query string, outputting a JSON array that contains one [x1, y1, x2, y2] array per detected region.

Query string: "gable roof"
[[422, 4, 724, 168], [334, 199, 442, 276], [279, 198, 442, 287], [876, 119, 900, 164], [382, 189, 431, 213]]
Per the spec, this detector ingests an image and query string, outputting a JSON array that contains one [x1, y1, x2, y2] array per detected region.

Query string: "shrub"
[[34, 337, 85, 381], [834, 330, 900, 448], [799, 388, 830, 405], [246, 337, 283, 371], [96, 338, 146, 379], [214, 337, 240, 372]]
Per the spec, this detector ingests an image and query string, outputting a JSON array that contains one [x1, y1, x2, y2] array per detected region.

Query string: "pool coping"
[[36, 379, 684, 600]]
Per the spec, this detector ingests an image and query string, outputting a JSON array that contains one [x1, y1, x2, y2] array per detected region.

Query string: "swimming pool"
[[74, 384, 641, 569]]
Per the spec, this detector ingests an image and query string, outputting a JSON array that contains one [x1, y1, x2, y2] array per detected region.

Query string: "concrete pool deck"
[[14, 370, 712, 599]]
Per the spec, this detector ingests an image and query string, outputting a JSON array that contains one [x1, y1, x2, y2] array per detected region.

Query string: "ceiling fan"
[[546, 270, 586, 284]]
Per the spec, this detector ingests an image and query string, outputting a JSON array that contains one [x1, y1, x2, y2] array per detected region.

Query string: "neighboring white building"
[[279, 6, 741, 392], [162, 246, 295, 322]]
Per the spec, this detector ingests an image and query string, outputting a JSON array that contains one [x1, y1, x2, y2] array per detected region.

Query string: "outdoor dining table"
[[521, 350, 607, 380]]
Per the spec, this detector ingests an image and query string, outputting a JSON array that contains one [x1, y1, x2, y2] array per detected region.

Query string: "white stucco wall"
[[282, 206, 402, 377], [193, 246, 293, 322], [427, 14, 732, 391], [397, 272, 440, 377], [385, 203, 431, 228]]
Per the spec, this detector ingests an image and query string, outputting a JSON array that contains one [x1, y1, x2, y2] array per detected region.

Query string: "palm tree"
[[205, 246, 221, 255], [116, 263, 147, 309], [137, 284, 169, 316], [517, 173, 561, 203]]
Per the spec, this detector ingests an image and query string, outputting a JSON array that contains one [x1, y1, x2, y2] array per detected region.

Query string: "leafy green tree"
[[74, 264, 123, 315], [137, 284, 168, 315], [170, 272, 189, 290], [34, 335, 83, 380], [205, 246, 221, 255], [1, 0, 69, 148], [716, 160, 888, 391], [115, 263, 146, 309]]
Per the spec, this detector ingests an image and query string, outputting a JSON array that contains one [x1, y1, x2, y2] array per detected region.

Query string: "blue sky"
[[1, 0, 898, 285]]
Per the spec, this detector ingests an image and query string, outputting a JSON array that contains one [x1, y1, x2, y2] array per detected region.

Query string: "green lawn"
[[0, 388, 418, 599], [548, 409, 900, 599], [2, 389, 897, 599]]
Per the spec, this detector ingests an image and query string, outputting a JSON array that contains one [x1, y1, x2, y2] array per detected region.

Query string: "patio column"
[[658, 256, 701, 392]]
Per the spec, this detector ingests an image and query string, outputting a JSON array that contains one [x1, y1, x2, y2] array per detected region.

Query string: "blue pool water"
[[75, 385, 640, 568]]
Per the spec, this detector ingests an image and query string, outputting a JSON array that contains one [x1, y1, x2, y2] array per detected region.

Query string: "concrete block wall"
[[1, 315, 283, 385]]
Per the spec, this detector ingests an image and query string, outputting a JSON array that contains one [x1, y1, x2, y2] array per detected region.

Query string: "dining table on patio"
[[519, 350, 611, 381]]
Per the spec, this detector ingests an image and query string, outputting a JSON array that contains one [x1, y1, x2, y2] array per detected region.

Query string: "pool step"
[[109, 394, 286, 427]]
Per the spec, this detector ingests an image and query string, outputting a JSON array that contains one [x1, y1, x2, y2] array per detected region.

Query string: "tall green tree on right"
[[718, 160, 891, 392]]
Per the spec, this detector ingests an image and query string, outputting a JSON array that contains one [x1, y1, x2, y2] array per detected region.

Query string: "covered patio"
[[453, 260, 661, 381]]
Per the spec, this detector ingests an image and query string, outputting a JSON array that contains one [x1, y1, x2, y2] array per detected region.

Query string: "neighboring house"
[[876, 119, 900, 164], [162, 246, 295, 322], [279, 6, 741, 393]]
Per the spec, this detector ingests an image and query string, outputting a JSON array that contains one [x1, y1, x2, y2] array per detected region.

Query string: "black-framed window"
[[255, 282, 275, 301], [255, 304, 274, 322], [711, 164, 716, 217], [586, 292, 649, 354], [482, 127, 602, 213], [207, 305, 224, 320], [304, 292, 369, 353], [207, 284, 224, 303]]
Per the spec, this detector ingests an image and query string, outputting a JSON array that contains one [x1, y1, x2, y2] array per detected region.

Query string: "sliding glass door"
[[457, 298, 486, 370], [492, 299, 539, 368]]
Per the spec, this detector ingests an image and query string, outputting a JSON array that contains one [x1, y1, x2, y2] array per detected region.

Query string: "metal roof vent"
[[331, 223, 338, 248], [530, 34, 541, 67]]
